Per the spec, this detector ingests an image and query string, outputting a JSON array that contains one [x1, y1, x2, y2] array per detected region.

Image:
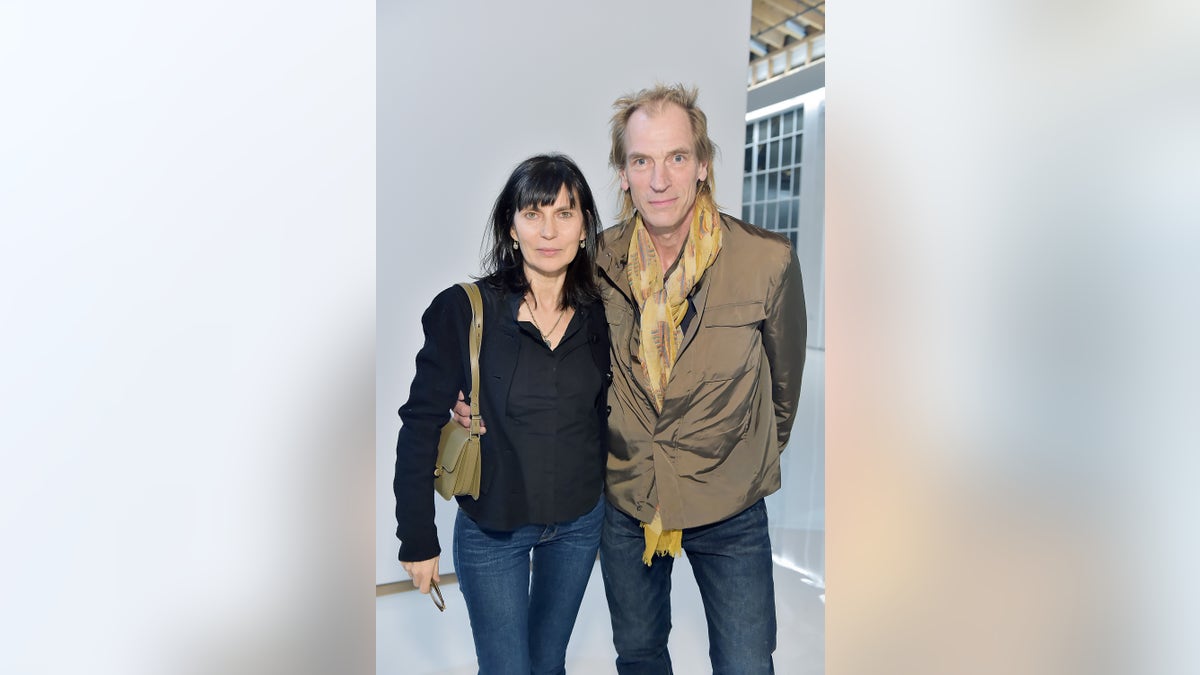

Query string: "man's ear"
[[619, 169, 629, 192], [698, 161, 708, 183]]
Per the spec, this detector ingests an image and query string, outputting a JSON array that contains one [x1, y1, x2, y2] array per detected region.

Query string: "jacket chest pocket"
[[697, 301, 766, 382]]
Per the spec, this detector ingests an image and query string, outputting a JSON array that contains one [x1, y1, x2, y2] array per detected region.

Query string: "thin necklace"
[[523, 297, 565, 347]]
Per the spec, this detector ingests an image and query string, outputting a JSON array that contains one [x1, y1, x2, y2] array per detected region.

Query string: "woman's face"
[[510, 185, 586, 282]]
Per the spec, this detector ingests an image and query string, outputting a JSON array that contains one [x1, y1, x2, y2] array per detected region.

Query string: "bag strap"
[[457, 282, 483, 436]]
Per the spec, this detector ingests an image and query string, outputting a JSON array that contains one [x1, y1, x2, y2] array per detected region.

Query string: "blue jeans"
[[453, 497, 603, 675], [599, 499, 776, 674]]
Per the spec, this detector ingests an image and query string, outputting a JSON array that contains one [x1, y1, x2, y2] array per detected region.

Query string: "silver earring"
[[512, 240, 519, 250], [579, 240, 585, 249]]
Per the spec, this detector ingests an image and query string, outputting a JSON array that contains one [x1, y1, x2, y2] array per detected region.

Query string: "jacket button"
[[606, 405, 612, 416], [605, 371, 613, 384]]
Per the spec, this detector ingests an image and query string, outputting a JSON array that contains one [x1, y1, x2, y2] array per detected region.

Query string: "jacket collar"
[[598, 214, 735, 299], [597, 220, 635, 301]]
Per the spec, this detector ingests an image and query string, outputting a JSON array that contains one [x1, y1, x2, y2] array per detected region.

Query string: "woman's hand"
[[401, 556, 440, 594]]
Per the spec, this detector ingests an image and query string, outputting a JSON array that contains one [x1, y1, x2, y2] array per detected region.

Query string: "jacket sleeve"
[[393, 285, 471, 562], [761, 245, 807, 451]]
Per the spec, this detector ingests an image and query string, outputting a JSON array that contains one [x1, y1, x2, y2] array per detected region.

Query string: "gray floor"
[[376, 555, 824, 674]]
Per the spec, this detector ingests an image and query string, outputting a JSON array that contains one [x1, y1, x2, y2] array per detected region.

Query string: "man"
[[455, 84, 806, 672], [594, 83, 806, 674]]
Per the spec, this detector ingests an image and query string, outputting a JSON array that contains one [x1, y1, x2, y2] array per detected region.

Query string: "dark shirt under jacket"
[[394, 282, 610, 563], [508, 294, 604, 525]]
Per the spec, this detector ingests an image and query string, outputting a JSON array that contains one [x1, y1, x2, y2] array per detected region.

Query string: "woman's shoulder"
[[577, 289, 607, 313], [470, 279, 514, 314], [426, 279, 514, 326], [579, 295, 609, 334], [429, 277, 503, 299], [427, 283, 471, 309]]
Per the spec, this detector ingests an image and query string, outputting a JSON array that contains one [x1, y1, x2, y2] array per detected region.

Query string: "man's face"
[[619, 103, 709, 235]]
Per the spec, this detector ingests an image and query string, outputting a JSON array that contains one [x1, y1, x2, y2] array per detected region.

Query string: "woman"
[[393, 154, 610, 674]]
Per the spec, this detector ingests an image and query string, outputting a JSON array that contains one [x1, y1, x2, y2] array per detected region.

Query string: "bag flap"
[[436, 422, 473, 470]]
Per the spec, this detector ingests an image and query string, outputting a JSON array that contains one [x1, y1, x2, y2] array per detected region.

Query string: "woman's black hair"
[[478, 153, 602, 310]]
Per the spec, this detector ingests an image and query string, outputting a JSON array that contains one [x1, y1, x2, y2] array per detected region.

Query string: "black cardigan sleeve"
[[393, 285, 471, 562]]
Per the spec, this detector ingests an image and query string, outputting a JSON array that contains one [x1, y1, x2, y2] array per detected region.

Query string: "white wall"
[[377, 0, 753, 584]]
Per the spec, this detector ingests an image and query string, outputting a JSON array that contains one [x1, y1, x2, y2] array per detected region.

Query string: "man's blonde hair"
[[608, 83, 718, 223]]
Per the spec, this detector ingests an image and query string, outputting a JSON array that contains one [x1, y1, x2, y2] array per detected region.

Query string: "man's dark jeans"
[[599, 499, 777, 674]]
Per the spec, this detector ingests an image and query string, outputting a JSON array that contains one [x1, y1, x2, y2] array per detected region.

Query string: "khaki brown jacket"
[[597, 212, 807, 530]]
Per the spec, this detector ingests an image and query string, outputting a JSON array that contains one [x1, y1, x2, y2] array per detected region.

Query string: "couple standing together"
[[394, 83, 807, 674]]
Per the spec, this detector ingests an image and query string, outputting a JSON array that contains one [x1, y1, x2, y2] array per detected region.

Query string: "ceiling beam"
[[778, 19, 808, 40], [756, 0, 825, 33], [788, 1, 825, 31], [750, 0, 826, 58], [760, 0, 801, 17], [753, 0, 820, 38], [756, 29, 786, 49], [752, 0, 791, 28]]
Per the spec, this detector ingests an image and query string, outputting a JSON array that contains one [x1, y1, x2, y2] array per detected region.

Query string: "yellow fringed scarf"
[[626, 193, 722, 565], [641, 509, 683, 566]]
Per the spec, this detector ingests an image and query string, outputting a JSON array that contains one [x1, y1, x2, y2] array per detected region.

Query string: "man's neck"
[[643, 205, 698, 273], [646, 227, 686, 275]]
